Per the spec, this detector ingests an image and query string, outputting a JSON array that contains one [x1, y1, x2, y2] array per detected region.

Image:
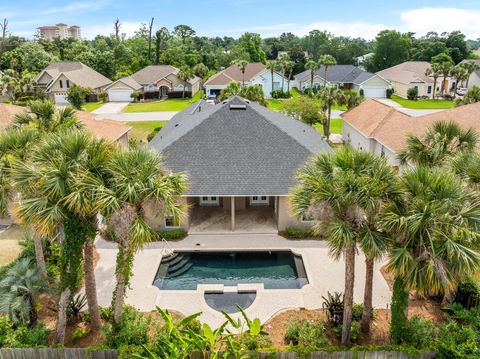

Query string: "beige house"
[[377, 61, 453, 99], [341, 99, 480, 168], [37, 23, 81, 41], [35, 61, 112, 105], [148, 97, 331, 233], [105, 65, 201, 102]]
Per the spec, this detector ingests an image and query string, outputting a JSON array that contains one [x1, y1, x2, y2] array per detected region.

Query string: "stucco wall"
[[467, 72, 480, 88], [277, 196, 311, 231], [250, 70, 289, 97], [144, 196, 190, 231]]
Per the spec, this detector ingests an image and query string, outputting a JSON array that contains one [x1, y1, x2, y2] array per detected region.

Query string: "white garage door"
[[54, 92, 68, 104], [108, 89, 133, 102], [363, 88, 387, 98]]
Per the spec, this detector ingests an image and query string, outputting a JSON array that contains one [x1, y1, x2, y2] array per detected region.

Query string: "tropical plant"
[[232, 59, 249, 86], [177, 65, 194, 98], [266, 60, 278, 96], [0, 69, 35, 102], [398, 120, 478, 167], [318, 54, 337, 87], [284, 319, 329, 355], [322, 291, 344, 325], [452, 152, 480, 189], [304, 59, 319, 94], [284, 59, 295, 93], [432, 53, 454, 95], [0, 259, 47, 326], [218, 82, 267, 106], [425, 63, 442, 99], [460, 60, 480, 88], [406, 87, 418, 100], [450, 65, 469, 94], [338, 89, 364, 109], [456, 86, 480, 106], [291, 147, 399, 345], [317, 86, 343, 139]]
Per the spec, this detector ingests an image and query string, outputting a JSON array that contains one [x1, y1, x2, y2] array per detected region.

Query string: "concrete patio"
[[92, 234, 392, 327]]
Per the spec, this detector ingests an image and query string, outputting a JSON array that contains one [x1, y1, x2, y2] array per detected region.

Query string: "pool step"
[[167, 257, 191, 274], [168, 262, 193, 278], [162, 252, 180, 263], [163, 254, 185, 267]]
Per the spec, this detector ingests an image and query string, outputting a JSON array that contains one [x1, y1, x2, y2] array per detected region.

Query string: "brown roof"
[[205, 63, 266, 86], [128, 65, 200, 86], [342, 99, 480, 152], [0, 103, 130, 142], [377, 61, 434, 85]]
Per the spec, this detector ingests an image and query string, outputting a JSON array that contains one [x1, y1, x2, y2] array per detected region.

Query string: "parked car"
[[456, 87, 468, 96], [206, 96, 216, 105]]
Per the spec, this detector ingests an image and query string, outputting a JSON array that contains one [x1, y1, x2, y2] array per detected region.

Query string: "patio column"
[[231, 197, 235, 231]]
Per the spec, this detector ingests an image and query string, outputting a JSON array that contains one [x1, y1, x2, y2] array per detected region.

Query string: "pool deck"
[[93, 234, 392, 327]]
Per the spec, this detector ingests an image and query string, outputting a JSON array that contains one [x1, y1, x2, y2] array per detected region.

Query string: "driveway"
[[375, 98, 443, 117], [94, 111, 178, 122], [92, 102, 130, 114]]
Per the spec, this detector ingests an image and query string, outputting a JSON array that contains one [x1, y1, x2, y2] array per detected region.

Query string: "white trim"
[[199, 196, 220, 206]]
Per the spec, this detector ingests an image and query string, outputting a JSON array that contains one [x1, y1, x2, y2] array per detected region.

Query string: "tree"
[[318, 54, 337, 87], [425, 63, 442, 99], [218, 82, 267, 106], [266, 60, 278, 96], [304, 59, 319, 93], [0, 258, 47, 326], [147, 18, 154, 62], [95, 147, 187, 325], [114, 19, 121, 42], [232, 59, 249, 86], [368, 30, 412, 72], [317, 87, 343, 139], [460, 60, 480, 88], [66, 85, 91, 109], [173, 25, 196, 40], [177, 65, 194, 98], [456, 86, 480, 106], [284, 59, 295, 93], [0, 69, 35, 102], [450, 65, 468, 94], [432, 53, 454, 95], [398, 120, 478, 167], [154, 27, 170, 65], [291, 147, 398, 345], [283, 96, 324, 126], [338, 89, 363, 110], [381, 166, 480, 342], [234, 32, 266, 63], [0, 18, 8, 54]]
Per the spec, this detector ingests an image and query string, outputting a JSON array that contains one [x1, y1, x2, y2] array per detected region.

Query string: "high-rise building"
[[37, 23, 81, 41]]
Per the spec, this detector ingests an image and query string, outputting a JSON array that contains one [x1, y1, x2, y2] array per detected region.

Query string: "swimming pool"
[[153, 250, 308, 290]]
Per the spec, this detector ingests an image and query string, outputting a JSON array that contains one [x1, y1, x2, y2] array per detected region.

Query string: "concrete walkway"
[[93, 234, 391, 327], [94, 111, 178, 122], [92, 102, 129, 114]]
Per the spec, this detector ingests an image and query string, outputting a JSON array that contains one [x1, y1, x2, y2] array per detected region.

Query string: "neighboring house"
[[105, 65, 201, 102], [341, 99, 480, 168], [294, 65, 391, 98], [37, 23, 81, 41], [355, 52, 373, 70], [376, 61, 453, 99], [204, 63, 289, 98], [148, 96, 331, 233], [35, 61, 112, 105], [276, 50, 308, 59], [459, 59, 480, 88]]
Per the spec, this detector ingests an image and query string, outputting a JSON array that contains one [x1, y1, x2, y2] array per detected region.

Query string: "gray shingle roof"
[[295, 65, 375, 85], [149, 97, 331, 196]]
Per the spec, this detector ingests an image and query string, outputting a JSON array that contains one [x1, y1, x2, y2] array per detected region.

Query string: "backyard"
[[124, 92, 201, 112], [390, 94, 455, 109], [126, 120, 168, 142]]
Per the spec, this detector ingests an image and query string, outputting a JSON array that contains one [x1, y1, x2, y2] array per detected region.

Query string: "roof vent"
[[174, 124, 179, 127], [230, 104, 247, 110]]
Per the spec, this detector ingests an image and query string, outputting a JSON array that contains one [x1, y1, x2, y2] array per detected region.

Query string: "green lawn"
[[313, 118, 342, 135], [83, 101, 104, 112], [331, 103, 347, 110], [267, 99, 286, 111], [390, 94, 455, 109], [124, 92, 201, 113], [127, 120, 168, 142]]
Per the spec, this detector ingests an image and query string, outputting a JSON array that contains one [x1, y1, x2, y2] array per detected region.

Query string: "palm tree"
[[233, 59, 249, 87], [11, 129, 112, 342], [450, 65, 468, 94], [177, 66, 194, 99], [193, 63, 209, 99], [425, 64, 441, 99], [266, 60, 278, 96], [304, 59, 319, 95], [452, 152, 480, 189], [438, 61, 453, 95], [460, 60, 480, 88], [290, 147, 399, 345], [398, 120, 478, 167], [95, 147, 187, 325], [284, 60, 295, 94], [318, 54, 337, 87], [0, 258, 47, 326], [0, 69, 19, 101], [380, 166, 480, 342], [338, 90, 363, 110], [317, 86, 342, 139]]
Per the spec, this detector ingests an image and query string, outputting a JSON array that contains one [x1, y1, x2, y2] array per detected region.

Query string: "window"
[[66, 80, 70, 88], [427, 86, 432, 94], [165, 216, 179, 228], [199, 196, 219, 205], [273, 81, 280, 90], [59, 80, 63, 89], [250, 196, 269, 205]]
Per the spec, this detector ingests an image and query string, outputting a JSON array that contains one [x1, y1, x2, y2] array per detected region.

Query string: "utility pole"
[[148, 17, 154, 63]]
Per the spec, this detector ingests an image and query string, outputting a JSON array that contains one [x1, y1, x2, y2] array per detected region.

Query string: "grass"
[[124, 92, 201, 112], [82, 101, 104, 112], [390, 94, 455, 109], [313, 118, 343, 135], [267, 99, 285, 111], [126, 120, 168, 142], [0, 225, 28, 267]]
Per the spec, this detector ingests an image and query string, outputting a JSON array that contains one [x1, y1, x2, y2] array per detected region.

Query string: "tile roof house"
[[204, 63, 289, 98], [105, 65, 201, 102], [341, 99, 480, 167], [294, 65, 391, 98], [148, 96, 331, 233], [376, 61, 453, 99], [35, 61, 112, 105]]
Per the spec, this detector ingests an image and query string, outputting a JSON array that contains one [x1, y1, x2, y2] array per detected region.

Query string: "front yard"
[[82, 101, 104, 112], [127, 120, 168, 142], [124, 92, 201, 112], [390, 94, 455, 109], [314, 118, 342, 135]]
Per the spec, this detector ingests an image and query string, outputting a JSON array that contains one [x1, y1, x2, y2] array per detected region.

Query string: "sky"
[[3, 0, 480, 40]]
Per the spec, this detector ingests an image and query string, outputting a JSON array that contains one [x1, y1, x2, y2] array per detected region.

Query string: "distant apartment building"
[[37, 23, 81, 41]]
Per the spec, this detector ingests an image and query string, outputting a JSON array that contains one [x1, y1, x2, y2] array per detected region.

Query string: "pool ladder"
[[160, 238, 175, 257]]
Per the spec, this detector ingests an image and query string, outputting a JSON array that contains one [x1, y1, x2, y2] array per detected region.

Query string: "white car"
[[456, 87, 468, 96]]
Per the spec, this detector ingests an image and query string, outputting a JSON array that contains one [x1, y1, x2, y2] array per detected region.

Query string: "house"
[[376, 61, 453, 99], [355, 53, 373, 70], [459, 59, 480, 88], [35, 62, 112, 105], [341, 99, 480, 168], [204, 63, 289, 98], [105, 65, 201, 102], [37, 23, 81, 41], [148, 96, 331, 233], [294, 65, 390, 98]]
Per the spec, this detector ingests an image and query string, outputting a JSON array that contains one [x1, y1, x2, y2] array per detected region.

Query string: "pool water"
[[153, 250, 308, 290]]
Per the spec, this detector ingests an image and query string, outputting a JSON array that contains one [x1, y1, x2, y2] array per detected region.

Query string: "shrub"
[[0, 316, 49, 348], [158, 228, 187, 241], [72, 326, 89, 342], [271, 89, 291, 99], [284, 319, 329, 353], [352, 303, 363, 321], [402, 316, 437, 349], [386, 88, 394, 98], [322, 291, 344, 325], [407, 87, 418, 100], [284, 227, 314, 239], [98, 92, 108, 103], [130, 91, 141, 102], [103, 306, 151, 348], [455, 278, 480, 309], [68, 294, 87, 323], [146, 126, 163, 142], [67, 85, 91, 109], [436, 321, 479, 358], [359, 88, 364, 97]]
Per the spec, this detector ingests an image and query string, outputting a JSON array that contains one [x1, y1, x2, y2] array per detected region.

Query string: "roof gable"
[[205, 63, 267, 86]]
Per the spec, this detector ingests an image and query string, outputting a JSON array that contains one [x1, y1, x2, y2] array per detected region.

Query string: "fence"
[[0, 349, 436, 359]]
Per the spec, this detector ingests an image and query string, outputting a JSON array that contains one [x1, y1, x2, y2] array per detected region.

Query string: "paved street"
[[94, 111, 179, 122]]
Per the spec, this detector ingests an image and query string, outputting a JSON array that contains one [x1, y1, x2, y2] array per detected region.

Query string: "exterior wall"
[[165, 73, 197, 94], [108, 80, 136, 91], [116, 133, 129, 147], [222, 197, 247, 210], [36, 72, 53, 86], [296, 75, 323, 90], [277, 196, 311, 231], [250, 71, 289, 97], [467, 72, 480, 88], [144, 196, 189, 231], [359, 75, 391, 90], [48, 74, 72, 92]]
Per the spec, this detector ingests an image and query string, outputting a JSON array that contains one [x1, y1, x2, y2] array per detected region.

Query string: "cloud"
[[81, 21, 143, 39], [42, 0, 110, 15], [399, 7, 480, 39]]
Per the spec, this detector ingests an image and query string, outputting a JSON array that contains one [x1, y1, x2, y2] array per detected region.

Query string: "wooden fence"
[[0, 349, 437, 359]]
